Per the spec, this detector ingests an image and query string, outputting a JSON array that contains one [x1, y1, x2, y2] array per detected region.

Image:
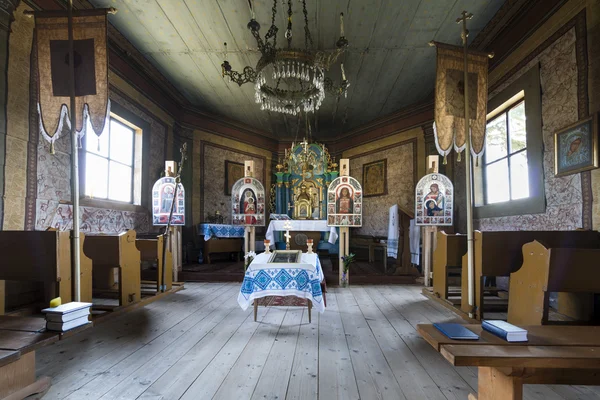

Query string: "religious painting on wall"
[[363, 159, 387, 197], [327, 176, 363, 227], [415, 173, 453, 226], [231, 177, 266, 226], [554, 114, 598, 177], [152, 177, 185, 226], [225, 160, 245, 195]]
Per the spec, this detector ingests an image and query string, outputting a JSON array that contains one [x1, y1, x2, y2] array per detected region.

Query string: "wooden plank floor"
[[36, 283, 600, 399]]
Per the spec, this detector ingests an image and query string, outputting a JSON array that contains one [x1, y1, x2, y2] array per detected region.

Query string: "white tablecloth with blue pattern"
[[237, 252, 325, 313], [198, 224, 246, 241]]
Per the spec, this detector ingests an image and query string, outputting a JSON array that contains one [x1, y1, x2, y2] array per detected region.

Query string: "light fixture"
[[221, 0, 349, 116]]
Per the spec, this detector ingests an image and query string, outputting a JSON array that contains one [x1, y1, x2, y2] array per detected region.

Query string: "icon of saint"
[[336, 187, 354, 214]]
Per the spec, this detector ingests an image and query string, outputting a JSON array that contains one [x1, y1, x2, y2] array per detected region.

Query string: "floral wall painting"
[[415, 173, 453, 226], [225, 160, 245, 195], [152, 176, 185, 226], [554, 114, 598, 177], [231, 177, 266, 226], [362, 159, 387, 197], [327, 176, 363, 227]]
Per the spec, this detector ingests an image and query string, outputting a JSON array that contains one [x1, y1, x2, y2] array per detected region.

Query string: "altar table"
[[265, 220, 338, 247], [237, 252, 325, 315], [198, 223, 246, 241]]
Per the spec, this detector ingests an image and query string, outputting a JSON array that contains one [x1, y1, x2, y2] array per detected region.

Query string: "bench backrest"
[[0, 231, 69, 282], [476, 230, 600, 276], [434, 232, 466, 268]]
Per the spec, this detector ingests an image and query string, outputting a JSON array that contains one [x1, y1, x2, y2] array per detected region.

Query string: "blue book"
[[482, 320, 528, 342], [433, 323, 479, 340]]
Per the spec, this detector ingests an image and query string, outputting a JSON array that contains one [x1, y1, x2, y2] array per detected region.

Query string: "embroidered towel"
[[387, 205, 399, 258], [409, 219, 420, 264]]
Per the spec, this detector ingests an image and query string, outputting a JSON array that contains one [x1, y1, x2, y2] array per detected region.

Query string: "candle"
[[307, 239, 313, 244]]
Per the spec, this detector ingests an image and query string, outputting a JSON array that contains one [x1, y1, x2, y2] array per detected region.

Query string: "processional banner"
[[432, 42, 489, 164], [326, 176, 363, 227], [231, 177, 266, 227], [34, 10, 110, 152]]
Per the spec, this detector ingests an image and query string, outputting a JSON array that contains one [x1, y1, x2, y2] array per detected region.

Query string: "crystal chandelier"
[[221, 0, 349, 116]]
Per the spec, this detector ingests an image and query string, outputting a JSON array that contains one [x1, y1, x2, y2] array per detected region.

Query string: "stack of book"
[[482, 320, 528, 342], [42, 302, 92, 332]]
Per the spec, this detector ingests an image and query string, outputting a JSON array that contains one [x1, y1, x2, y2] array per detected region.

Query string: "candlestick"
[[341, 63, 346, 81]]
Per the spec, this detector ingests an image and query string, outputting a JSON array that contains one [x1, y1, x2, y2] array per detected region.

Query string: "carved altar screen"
[[231, 177, 266, 227], [152, 177, 185, 226], [327, 176, 363, 227], [415, 173, 453, 226]]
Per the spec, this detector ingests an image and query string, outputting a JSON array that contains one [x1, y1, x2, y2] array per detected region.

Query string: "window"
[[84, 117, 139, 204], [483, 100, 528, 204], [474, 65, 545, 219]]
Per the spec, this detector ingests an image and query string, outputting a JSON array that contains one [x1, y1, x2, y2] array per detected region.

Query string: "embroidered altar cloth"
[[265, 220, 338, 247], [198, 224, 245, 241], [237, 253, 325, 313]]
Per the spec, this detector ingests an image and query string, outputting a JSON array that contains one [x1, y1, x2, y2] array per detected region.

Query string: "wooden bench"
[[417, 323, 600, 400], [136, 234, 173, 293], [0, 231, 93, 314], [0, 315, 92, 399], [508, 240, 600, 325], [84, 230, 141, 307], [460, 230, 600, 320], [433, 231, 466, 300]]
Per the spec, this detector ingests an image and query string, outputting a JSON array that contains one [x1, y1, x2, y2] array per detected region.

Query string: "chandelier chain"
[[303, 0, 313, 49], [286, 0, 293, 48], [265, 0, 278, 50]]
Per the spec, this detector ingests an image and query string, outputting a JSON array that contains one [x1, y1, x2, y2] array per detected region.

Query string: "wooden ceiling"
[[88, 0, 504, 140]]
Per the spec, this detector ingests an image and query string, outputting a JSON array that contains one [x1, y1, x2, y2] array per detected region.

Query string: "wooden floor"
[[37, 283, 600, 400]]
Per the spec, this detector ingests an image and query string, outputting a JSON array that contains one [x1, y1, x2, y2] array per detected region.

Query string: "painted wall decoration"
[[152, 177, 185, 226], [225, 160, 244, 195], [363, 159, 387, 197], [554, 114, 598, 177], [327, 176, 363, 227], [415, 173, 453, 226], [231, 177, 266, 226]]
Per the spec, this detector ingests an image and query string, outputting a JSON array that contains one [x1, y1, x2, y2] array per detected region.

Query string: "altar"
[[237, 252, 325, 320], [265, 220, 338, 248]]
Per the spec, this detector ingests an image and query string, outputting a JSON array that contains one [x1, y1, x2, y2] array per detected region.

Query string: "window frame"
[[474, 64, 545, 219], [482, 99, 527, 205], [85, 117, 136, 204], [79, 101, 150, 213]]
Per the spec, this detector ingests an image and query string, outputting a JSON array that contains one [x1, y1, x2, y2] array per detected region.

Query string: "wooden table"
[[417, 324, 600, 400], [0, 316, 92, 400]]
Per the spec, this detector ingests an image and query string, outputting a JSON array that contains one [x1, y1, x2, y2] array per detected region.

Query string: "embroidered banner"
[[432, 42, 489, 163], [35, 10, 110, 151]]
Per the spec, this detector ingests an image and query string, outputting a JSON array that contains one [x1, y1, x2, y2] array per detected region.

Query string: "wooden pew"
[[418, 324, 600, 400], [136, 234, 172, 292], [0, 315, 92, 400], [0, 231, 92, 314], [460, 230, 600, 320], [508, 240, 600, 325], [432, 231, 467, 300], [84, 230, 141, 307]]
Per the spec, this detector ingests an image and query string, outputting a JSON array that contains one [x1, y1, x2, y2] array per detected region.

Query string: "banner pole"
[[458, 11, 475, 318], [161, 143, 187, 292], [68, 0, 81, 302]]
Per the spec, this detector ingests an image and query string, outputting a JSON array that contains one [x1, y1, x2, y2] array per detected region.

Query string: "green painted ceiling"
[[89, 0, 504, 139]]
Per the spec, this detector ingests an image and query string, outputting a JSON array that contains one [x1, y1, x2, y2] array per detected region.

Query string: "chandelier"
[[221, 0, 349, 116]]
